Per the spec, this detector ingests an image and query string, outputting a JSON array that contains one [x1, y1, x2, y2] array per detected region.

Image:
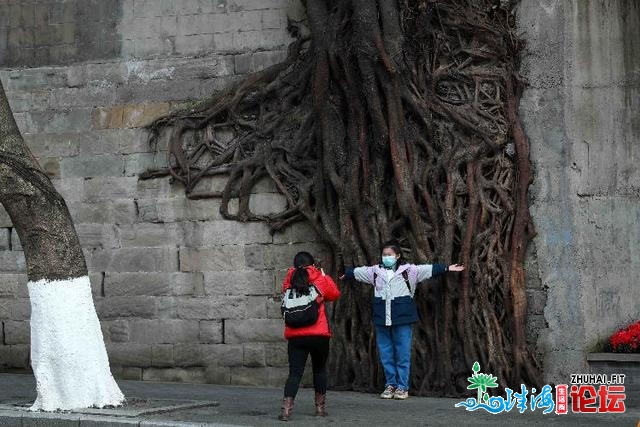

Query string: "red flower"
[[608, 321, 640, 353]]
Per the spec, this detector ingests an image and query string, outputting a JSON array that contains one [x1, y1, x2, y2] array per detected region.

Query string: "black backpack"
[[281, 285, 321, 328]]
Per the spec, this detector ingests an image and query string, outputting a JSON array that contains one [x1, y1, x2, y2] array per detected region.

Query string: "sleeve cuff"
[[431, 263, 447, 277], [343, 267, 355, 280]]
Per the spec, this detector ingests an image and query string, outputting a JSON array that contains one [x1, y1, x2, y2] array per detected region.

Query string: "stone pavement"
[[0, 374, 638, 426]]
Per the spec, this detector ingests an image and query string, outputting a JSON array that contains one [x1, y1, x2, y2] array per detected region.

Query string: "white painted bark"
[[28, 276, 125, 411]]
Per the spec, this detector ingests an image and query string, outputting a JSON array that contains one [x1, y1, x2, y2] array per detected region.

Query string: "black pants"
[[284, 335, 330, 398]]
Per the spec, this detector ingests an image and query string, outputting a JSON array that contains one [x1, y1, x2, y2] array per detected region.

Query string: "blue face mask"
[[382, 256, 397, 268]]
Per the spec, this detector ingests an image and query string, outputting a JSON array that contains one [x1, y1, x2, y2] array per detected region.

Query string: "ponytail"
[[291, 251, 315, 295]]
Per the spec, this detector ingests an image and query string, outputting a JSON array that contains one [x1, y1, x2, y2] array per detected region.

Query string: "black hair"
[[291, 251, 315, 295], [381, 240, 408, 266]]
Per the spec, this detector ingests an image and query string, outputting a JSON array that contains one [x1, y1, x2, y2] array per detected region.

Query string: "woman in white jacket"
[[341, 241, 463, 399]]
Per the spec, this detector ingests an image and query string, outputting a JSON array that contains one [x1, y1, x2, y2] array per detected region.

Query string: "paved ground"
[[0, 374, 638, 426]]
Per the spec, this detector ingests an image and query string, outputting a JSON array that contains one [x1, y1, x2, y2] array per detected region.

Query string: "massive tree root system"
[[144, 0, 542, 396]]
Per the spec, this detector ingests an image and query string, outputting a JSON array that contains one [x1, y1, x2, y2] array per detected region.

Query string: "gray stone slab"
[[9, 229, 21, 251], [198, 321, 223, 344], [181, 221, 273, 246], [1, 398, 220, 427], [103, 272, 203, 297], [587, 353, 640, 362], [60, 154, 124, 179], [179, 247, 245, 272], [21, 412, 81, 426], [0, 274, 28, 298], [128, 319, 200, 344], [88, 248, 179, 272], [176, 296, 249, 320], [0, 409, 22, 426], [223, 319, 283, 344], [0, 229, 10, 251], [141, 368, 207, 384], [96, 296, 158, 319], [3, 320, 30, 345], [172, 343, 243, 368], [136, 198, 225, 223], [0, 206, 12, 228], [0, 251, 25, 273], [79, 415, 139, 426]]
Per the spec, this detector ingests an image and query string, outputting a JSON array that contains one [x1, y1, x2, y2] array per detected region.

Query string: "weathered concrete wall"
[[518, 0, 640, 384], [0, 0, 334, 387]]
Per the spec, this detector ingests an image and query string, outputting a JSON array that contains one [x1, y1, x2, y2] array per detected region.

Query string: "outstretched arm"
[[416, 263, 465, 282], [341, 267, 355, 280], [340, 266, 375, 284], [319, 274, 341, 301]]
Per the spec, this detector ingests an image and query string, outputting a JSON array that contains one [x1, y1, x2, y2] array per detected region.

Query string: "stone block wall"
[[0, 0, 121, 66], [0, 0, 304, 67], [0, 0, 333, 387], [0, 52, 332, 384]]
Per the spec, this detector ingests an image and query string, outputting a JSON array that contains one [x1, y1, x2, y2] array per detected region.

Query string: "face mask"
[[382, 256, 397, 268]]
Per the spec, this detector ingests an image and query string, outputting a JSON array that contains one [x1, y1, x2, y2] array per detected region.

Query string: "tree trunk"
[[0, 80, 124, 411]]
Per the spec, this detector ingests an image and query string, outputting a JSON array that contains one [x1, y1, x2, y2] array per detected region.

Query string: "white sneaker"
[[393, 389, 409, 400], [380, 385, 396, 399]]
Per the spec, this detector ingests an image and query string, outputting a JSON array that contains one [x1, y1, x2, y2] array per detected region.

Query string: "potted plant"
[[587, 320, 640, 408], [603, 320, 640, 353]]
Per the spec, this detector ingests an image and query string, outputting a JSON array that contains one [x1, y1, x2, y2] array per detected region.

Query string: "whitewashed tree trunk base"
[[28, 276, 125, 411]]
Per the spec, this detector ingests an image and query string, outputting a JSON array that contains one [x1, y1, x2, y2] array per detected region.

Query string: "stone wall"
[[0, 0, 121, 66], [0, 0, 334, 387], [0, 0, 302, 67], [517, 0, 640, 385]]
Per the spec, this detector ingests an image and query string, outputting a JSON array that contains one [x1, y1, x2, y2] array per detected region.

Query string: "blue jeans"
[[375, 324, 413, 391]]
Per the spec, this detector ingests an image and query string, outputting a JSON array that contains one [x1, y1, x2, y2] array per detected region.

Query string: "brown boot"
[[278, 397, 294, 421], [314, 392, 327, 417]]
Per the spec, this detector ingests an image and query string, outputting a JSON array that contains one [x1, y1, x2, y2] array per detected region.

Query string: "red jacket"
[[281, 266, 341, 339]]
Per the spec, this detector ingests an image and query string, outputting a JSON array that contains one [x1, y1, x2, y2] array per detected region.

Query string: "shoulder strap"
[[374, 270, 412, 294], [401, 270, 411, 294], [285, 285, 318, 298]]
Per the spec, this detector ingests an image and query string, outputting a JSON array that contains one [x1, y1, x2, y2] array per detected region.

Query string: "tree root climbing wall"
[[143, 0, 542, 396]]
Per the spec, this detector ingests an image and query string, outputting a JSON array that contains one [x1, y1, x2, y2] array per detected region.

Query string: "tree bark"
[[0, 82, 86, 281], [0, 80, 124, 411]]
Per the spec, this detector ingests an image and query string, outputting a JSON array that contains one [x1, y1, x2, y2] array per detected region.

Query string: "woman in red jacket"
[[278, 251, 341, 421]]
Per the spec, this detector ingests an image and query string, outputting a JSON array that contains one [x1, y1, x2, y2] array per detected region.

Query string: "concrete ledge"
[[587, 353, 640, 408], [0, 400, 219, 416], [0, 410, 23, 426], [586, 353, 640, 362], [0, 409, 242, 427], [0, 399, 227, 427]]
